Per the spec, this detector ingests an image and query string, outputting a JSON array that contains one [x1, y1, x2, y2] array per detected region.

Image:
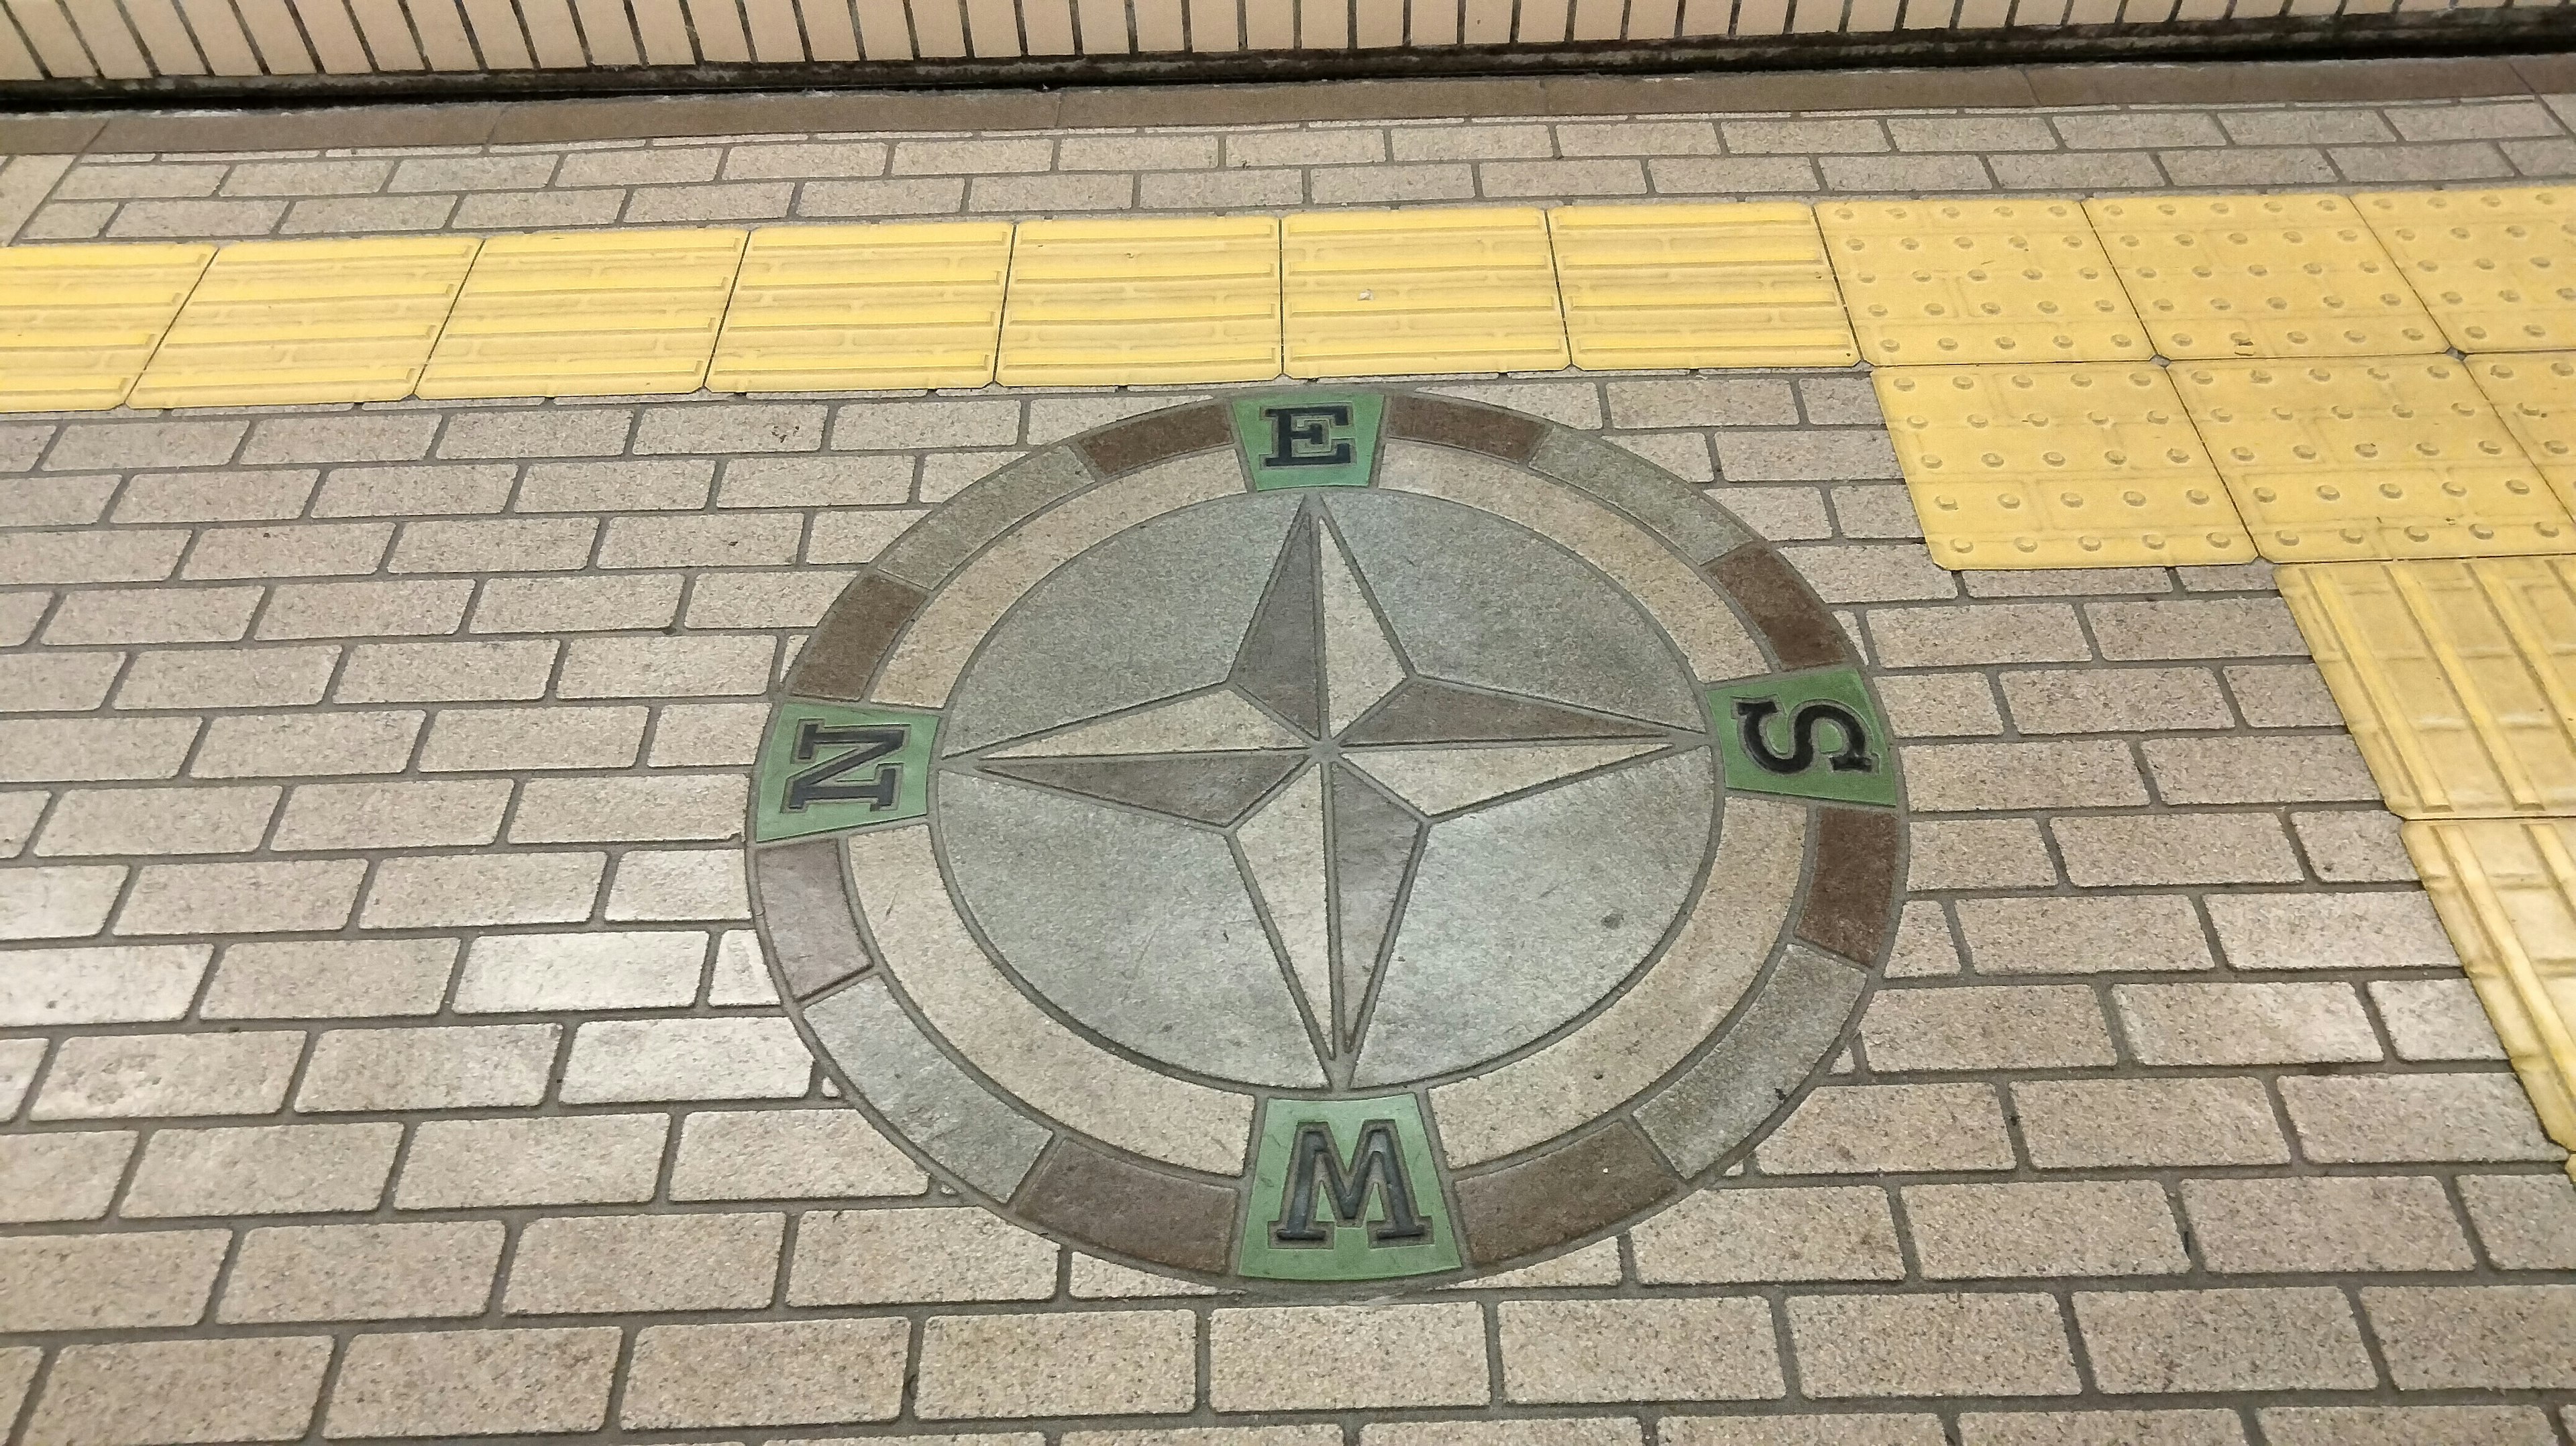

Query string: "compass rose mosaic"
[[748, 390, 1907, 1290]]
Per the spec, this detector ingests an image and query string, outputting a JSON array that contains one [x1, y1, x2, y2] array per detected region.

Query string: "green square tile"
[[1709, 666, 1898, 808], [1232, 392, 1385, 490], [754, 699, 940, 842], [1238, 1092, 1460, 1281]]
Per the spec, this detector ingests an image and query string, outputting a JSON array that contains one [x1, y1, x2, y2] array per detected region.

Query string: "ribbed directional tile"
[[417, 228, 747, 400], [128, 237, 482, 408], [708, 221, 1010, 392], [1816, 199, 2149, 366], [1878, 362, 2253, 569], [2089, 193, 2443, 360], [2470, 352, 2576, 511], [2358, 187, 2576, 353], [998, 215, 1282, 386], [2403, 818, 2576, 1157], [0, 242, 213, 412], [2174, 357, 2571, 561], [1283, 207, 1568, 378], [1550, 202, 1858, 369], [2279, 557, 2576, 818]]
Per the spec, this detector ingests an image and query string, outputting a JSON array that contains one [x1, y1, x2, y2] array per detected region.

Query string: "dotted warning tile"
[[0, 242, 214, 412], [1282, 208, 1568, 379], [2403, 817, 2576, 1161], [416, 228, 747, 400], [2278, 557, 2576, 819], [127, 236, 481, 409], [996, 215, 1282, 386], [2357, 187, 2576, 353], [2173, 358, 2571, 562], [2473, 353, 2576, 511], [2089, 193, 2443, 360], [708, 222, 1011, 393], [1815, 199, 2149, 366], [1878, 363, 2252, 569], [1550, 203, 1858, 370]]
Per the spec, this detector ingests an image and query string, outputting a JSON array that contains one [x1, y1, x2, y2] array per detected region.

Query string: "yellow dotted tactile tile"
[[127, 237, 482, 409], [2357, 188, 2576, 353], [2470, 352, 2576, 512], [0, 242, 214, 412], [416, 229, 748, 400], [2173, 357, 2571, 561], [2088, 193, 2443, 360], [996, 215, 1282, 386], [1878, 362, 2252, 569], [1815, 199, 2149, 366], [1281, 207, 1568, 378], [2403, 817, 2576, 1176], [708, 222, 1012, 393], [2278, 557, 2576, 818], [1548, 203, 1858, 370]]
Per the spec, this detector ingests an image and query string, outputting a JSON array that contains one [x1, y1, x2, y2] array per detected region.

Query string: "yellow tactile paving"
[[1281, 207, 1568, 378], [416, 228, 748, 400], [708, 222, 1012, 393], [2357, 187, 2576, 353], [2278, 557, 2576, 820], [1878, 362, 2253, 569], [2403, 817, 2576, 1176], [0, 242, 215, 412], [126, 237, 482, 409], [996, 215, 1282, 386], [2088, 193, 2443, 360], [1815, 199, 2149, 366], [2172, 357, 2572, 562], [1548, 203, 1858, 370], [2469, 352, 2576, 512]]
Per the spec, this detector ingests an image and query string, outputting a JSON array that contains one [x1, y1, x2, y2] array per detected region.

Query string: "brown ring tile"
[[1011, 1134, 1240, 1276], [1796, 805, 1904, 966], [1707, 543, 1854, 672], [749, 836, 873, 999], [787, 571, 925, 701], [1453, 1119, 1680, 1267], [1385, 392, 1548, 465], [1075, 400, 1233, 478]]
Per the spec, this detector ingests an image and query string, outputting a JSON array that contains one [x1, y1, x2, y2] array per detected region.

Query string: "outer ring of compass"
[[745, 390, 1909, 1294]]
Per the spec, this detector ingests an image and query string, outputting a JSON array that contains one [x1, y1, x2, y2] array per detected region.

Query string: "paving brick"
[[1905, 1181, 2188, 1278], [790, 1207, 1056, 1303], [223, 1221, 504, 1323], [0, 865, 105, 939], [623, 1319, 910, 1428], [2371, 977, 2506, 1061], [472, 573, 684, 632], [0, 1230, 226, 1331], [1878, 673, 2003, 737], [512, 458, 706, 513], [1757, 1084, 2015, 1174], [0, 1129, 133, 1221], [2114, 981, 2380, 1065], [2333, 142, 2514, 182], [0, 718, 199, 783], [559, 1017, 809, 1101], [194, 710, 422, 777], [1479, 157, 1649, 196], [1999, 667, 2231, 734], [647, 701, 769, 766], [508, 1211, 783, 1313], [1953, 895, 2212, 975], [2390, 99, 2563, 140], [1907, 818, 2058, 891], [1862, 984, 2116, 1070], [1213, 1303, 1488, 1410], [394, 1114, 667, 1208], [509, 773, 745, 844], [273, 778, 509, 850], [1961, 1410, 2245, 1446], [2184, 1175, 2474, 1273], [1870, 604, 2090, 667], [605, 847, 749, 920], [686, 569, 852, 628], [2159, 147, 2339, 186], [390, 516, 598, 572], [1992, 152, 2167, 189], [2458, 1173, 2576, 1268], [724, 140, 890, 177], [311, 462, 517, 516], [1906, 740, 2151, 813], [0, 471, 107, 525], [25, 1337, 332, 1446], [0, 530, 189, 585], [2141, 736, 2377, 805], [391, 154, 557, 190], [2281, 1073, 2561, 1163], [1789, 1293, 2078, 1398], [2076, 1288, 2377, 1392], [2259, 1406, 2555, 1446], [44, 586, 260, 644], [259, 578, 474, 638], [596, 512, 803, 569], [2013, 1078, 2290, 1168], [2085, 598, 2305, 659], [124, 1121, 401, 1217], [326, 1327, 621, 1437], [203, 938, 456, 1019], [796, 176, 968, 216], [1391, 123, 1555, 160], [182, 520, 392, 580], [1661, 1418, 1942, 1446], [2364, 1286, 2576, 1388], [451, 188, 624, 228], [917, 1310, 1195, 1419], [453, 929, 703, 1012], [115, 466, 316, 522], [0, 943, 209, 1023], [335, 638, 558, 702], [222, 158, 392, 194], [115, 644, 338, 708], [298, 1023, 559, 1110], [437, 407, 634, 459], [1631, 1185, 1902, 1284], [829, 398, 1021, 449], [668, 1107, 927, 1199], [241, 414, 439, 465], [2055, 814, 2306, 887], [117, 858, 367, 935], [715, 453, 910, 508], [2204, 890, 2451, 970], [557, 634, 773, 698], [625, 180, 794, 222], [56, 161, 228, 199], [2292, 810, 2416, 883], [970, 171, 1136, 209], [28, 1033, 304, 1119], [419, 704, 645, 770], [806, 507, 925, 563], [45, 420, 244, 471], [0, 1038, 41, 1119]]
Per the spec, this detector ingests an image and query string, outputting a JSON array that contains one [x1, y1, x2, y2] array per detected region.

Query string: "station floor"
[[3, 56, 2576, 1446]]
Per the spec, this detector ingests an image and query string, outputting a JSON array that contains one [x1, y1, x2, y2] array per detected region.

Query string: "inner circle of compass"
[[748, 390, 1906, 1291], [937, 488, 1717, 1094]]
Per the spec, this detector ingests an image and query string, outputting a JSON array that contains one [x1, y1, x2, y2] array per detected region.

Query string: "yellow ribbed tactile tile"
[[1548, 203, 1858, 370], [2470, 352, 2576, 512], [1815, 199, 2149, 366], [1880, 363, 2252, 569], [1281, 207, 1568, 379], [2404, 818, 2576, 1180], [708, 222, 1012, 393], [996, 215, 1282, 386], [2358, 187, 2576, 353], [2279, 558, 2576, 818], [416, 228, 749, 400], [2173, 357, 2572, 561], [127, 237, 482, 409], [2088, 193, 2443, 360], [0, 243, 214, 412]]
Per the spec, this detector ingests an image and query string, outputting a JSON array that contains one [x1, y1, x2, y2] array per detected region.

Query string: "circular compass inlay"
[[747, 390, 1907, 1292]]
